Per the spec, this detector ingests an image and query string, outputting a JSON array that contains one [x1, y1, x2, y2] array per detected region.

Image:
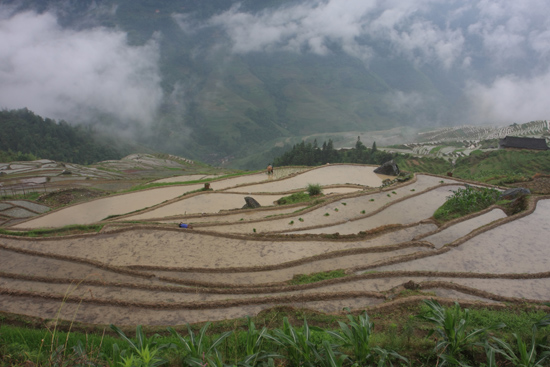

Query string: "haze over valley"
[[1, 0, 550, 167]]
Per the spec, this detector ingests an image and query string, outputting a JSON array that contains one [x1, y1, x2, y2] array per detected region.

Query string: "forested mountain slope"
[[2, 0, 548, 168], [0, 109, 132, 164]]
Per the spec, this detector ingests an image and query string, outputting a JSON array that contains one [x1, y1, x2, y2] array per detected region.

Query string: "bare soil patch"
[[37, 188, 108, 208], [510, 175, 550, 194]]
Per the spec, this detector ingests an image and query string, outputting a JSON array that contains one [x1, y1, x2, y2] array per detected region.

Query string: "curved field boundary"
[[412, 204, 509, 241], [356, 296, 548, 315], [113, 192, 287, 222], [4, 200, 50, 213], [9, 167, 313, 228], [215, 164, 374, 193], [111, 187, 341, 223], [275, 182, 464, 234], [2, 194, 538, 281], [0, 287, 386, 310], [0, 243, 154, 280], [416, 280, 550, 305], [219, 184, 365, 196], [443, 195, 548, 249], [126, 202, 311, 224], [123, 240, 435, 273], [1, 279, 548, 316], [1, 200, 49, 216], [0, 207, 40, 219], [109, 166, 374, 222], [193, 175, 421, 230], [1, 219, 417, 243], [0, 233, 433, 277], [412, 172, 509, 190], [3, 268, 550, 295], [8, 183, 203, 229], [350, 195, 550, 272], [2, 296, 548, 331]]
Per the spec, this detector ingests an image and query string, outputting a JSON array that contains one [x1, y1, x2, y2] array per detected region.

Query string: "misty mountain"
[[1, 0, 549, 168], [0, 108, 137, 164]]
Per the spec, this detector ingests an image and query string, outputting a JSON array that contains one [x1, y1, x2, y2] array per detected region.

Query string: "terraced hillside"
[[0, 164, 548, 326]]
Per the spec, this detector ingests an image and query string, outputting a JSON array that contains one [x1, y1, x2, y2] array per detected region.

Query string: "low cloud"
[[0, 9, 162, 127], [201, 1, 468, 69], [466, 70, 550, 124], [176, 0, 550, 124]]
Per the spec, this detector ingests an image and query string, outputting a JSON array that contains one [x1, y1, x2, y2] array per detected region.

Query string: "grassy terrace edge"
[[1, 300, 549, 366], [0, 224, 104, 237]]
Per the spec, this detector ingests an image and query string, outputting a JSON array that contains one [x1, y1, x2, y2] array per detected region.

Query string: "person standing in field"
[[267, 164, 273, 175]]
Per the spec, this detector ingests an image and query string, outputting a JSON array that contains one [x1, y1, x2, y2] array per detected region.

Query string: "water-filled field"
[[1, 164, 548, 326]]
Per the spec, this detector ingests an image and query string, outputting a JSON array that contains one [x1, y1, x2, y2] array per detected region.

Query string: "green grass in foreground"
[[1, 302, 549, 366], [0, 224, 103, 237], [290, 269, 347, 285]]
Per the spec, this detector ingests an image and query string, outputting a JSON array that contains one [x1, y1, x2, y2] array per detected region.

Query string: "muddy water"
[[154, 168, 310, 186], [12, 185, 201, 228], [0, 294, 383, 325], [200, 168, 307, 191], [0, 278, 241, 303], [229, 165, 393, 193], [374, 199, 550, 274], [150, 245, 431, 285], [288, 276, 550, 301], [123, 193, 285, 220], [207, 175, 456, 234], [153, 175, 221, 183], [429, 278, 550, 301], [10, 168, 313, 228], [6, 201, 50, 213], [0, 249, 160, 285], [14, 274, 540, 304], [292, 185, 463, 235], [323, 187, 364, 194], [2, 225, 434, 269], [6, 177, 47, 185], [1, 207, 37, 218], [422, 209, 507, 248], [426, 289, 500, 303], [157, 205, 309, 224]]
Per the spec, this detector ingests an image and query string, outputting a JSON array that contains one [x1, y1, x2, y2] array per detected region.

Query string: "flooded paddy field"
[[122, 193, 286, 220], [1, 164, 548, 326]]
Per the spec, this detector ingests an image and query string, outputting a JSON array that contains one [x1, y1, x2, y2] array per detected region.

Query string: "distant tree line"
[[273, 137, 395, 166], [0, 108, 126, 164]]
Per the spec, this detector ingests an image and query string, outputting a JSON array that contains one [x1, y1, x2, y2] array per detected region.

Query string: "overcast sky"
[[1, 0, 549, 127], [0, 7, 162, 127], [202, 0, 550, 124]]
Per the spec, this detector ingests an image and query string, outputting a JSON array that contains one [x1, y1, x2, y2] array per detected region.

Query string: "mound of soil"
[[510, 176, 550, 194], [37, 188, 108, 208]]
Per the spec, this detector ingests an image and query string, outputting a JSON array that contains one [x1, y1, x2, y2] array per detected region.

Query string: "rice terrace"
[[2, 148, 550, 365], [4, 0, 550, 364]]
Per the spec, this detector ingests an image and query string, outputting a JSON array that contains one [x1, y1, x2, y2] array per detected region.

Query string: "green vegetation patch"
[[1, 301, 550, 366], [306, 183, 323, 196], [290, 269, 347, 285], [0, 224, 104, 238], [277, 192, 313, 205], [453, 150, 550, 184], [433, 186, 501, 222]]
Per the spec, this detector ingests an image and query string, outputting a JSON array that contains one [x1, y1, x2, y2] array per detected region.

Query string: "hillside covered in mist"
[[1, 0, 549, 168]]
